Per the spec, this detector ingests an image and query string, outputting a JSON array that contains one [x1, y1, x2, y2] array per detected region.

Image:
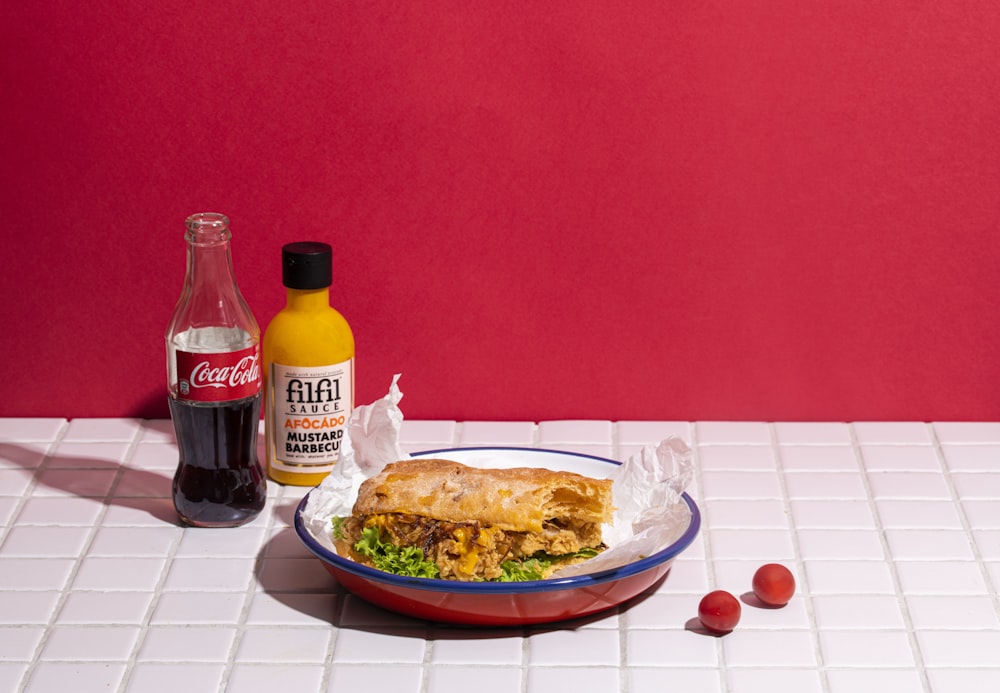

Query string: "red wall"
[[2, 2, 998, 422]]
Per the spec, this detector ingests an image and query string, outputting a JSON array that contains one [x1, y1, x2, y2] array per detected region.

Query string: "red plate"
[[294, 447, 701, 626]]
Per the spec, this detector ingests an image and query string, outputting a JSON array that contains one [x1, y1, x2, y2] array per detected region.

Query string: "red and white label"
[[174, 345, 261, 402]]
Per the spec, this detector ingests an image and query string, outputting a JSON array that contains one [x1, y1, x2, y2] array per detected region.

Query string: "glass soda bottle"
[[165, 212, 267, 527]]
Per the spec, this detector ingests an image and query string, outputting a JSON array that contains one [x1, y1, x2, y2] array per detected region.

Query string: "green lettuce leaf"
[[497, 557, 550, 581], [495, 547, 602, 582], [338, 520, 602, 582], [331, 516, 347, 541], [352, 526, 441, 579]]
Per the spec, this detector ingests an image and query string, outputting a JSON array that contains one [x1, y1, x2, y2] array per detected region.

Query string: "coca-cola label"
[[174, 345, 261, 402]]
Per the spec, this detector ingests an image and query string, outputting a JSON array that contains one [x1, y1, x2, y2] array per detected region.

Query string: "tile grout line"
[[769, 423, 829, 693], [688, 423, 729, 693], [0, 419, 72, 640], [306, 484, 342, 693], [12, 421, 148, 692], [19, 418, 126, 693], [611, 421, 629, 693], [0, 420, 71, 596], [849, 422, 932, 693], [927, 423, 1000, 634], [116, 420, 187, 693], [7, 420, 70, 693], [323, 473, 354, 693], [216, 470, 284, 693]]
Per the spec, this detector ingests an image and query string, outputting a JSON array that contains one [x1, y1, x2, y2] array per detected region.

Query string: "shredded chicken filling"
[[340, 512, 603, 581]]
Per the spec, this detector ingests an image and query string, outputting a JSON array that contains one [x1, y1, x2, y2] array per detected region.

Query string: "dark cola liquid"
[[169, 394, 266, 527]]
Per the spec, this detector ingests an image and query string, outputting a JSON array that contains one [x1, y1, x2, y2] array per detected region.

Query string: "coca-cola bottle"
[[165, 212, 266, 527]]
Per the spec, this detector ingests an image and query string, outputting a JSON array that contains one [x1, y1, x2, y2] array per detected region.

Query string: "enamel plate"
[[294, 446, 701, 626]]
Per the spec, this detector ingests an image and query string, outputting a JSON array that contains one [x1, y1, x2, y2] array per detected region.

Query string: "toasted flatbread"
[[336, 458, 613, 581]]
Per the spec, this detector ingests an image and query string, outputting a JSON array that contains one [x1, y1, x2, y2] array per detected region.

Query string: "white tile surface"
[[916, 630, 1000, 667], [39, 625, 141, 661], [226, 664, 325, 693], [123, 662, 224, 693], [728, 668, 825, 693], [326, 663, 423, 691], [721, 629, 818, 667], [703, 498, 790, 528], [818, 630, 915, 667], [0, 591, 61, 624], [875, 500, 964, 529], [779, 445, 860, 472], [883, 529, 976, 561], [0, 664, 27, 693], [826, 668, 926, 693], [773, 421, 852, 445], [236, 626, 333, 663], [905, 594, 1000, 629], [1, 525, 92, 557], [56, 590, 154, 624], [456, 420, 535, 446], [952, 472, 1000, 500], [860, 444, 942, 471], [23, 662, 127, 693], [853, 421, 932, 445], [72, 557, 167, 591], [0, 442, 49, 470], [925, 668, 1000, 692], [697, 445, 777, 471], [804, 560, 896, 594], [939, 444, 1000, 471], [527, 628, 620, 666], [789, 499, 877, 528], [426, 666, 523, 693], [812, 594, 907, 629], [527, 666, 622, 693], [2, 417, 1000, 692], [630, 667, 723, 692], [15, 497, 105, 525], [429, 631, 523, 664], [933, 421, 1000, 444], [537, 419, 613, 444], [617, 420, 691, 446], [0, 418, 65, 441], [785, 471, 867, 499], [331, 627, 427, 663], [695, 421, 772, 445]]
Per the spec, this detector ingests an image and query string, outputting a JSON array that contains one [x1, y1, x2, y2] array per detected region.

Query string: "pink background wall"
[[2, 2, 998, 422]]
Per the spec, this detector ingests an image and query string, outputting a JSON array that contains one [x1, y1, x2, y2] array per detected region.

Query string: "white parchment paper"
[[301, 375, 695, 577]]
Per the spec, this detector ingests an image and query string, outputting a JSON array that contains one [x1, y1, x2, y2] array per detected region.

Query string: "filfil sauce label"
[[270, 359, 353, 473]]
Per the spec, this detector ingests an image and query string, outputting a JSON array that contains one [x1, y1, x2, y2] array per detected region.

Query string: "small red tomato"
[[698, 590, 741, 633], [752, 563, 796, 606]]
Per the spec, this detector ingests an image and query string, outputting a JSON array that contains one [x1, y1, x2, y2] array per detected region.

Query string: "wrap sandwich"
[[332, 458, 614, 581]]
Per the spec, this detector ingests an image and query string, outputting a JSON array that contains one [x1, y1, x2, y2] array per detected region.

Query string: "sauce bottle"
[[263, 242, 355, 486]]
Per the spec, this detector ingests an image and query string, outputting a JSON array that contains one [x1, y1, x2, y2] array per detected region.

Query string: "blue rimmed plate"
[[294, 446, 700, 626]]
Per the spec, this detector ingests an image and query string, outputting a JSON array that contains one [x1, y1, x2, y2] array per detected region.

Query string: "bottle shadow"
[[0, 439, 180, 525]]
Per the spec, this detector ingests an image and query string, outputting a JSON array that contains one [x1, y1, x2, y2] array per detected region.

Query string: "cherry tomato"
[[697, 590, 741, 633], [752, 563, 796, 606]]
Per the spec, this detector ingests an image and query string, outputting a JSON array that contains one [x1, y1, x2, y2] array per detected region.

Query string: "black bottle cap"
[[282, 242, 333, 289]]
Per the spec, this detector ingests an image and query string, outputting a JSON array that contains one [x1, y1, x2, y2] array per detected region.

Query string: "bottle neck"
[[286, 286, 330, 311], [186, 240, 237, 293], [184, 213, 238, 294]]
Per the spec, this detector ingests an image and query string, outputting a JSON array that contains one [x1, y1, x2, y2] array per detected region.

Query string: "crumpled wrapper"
[[301, 374, 695, 577]]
